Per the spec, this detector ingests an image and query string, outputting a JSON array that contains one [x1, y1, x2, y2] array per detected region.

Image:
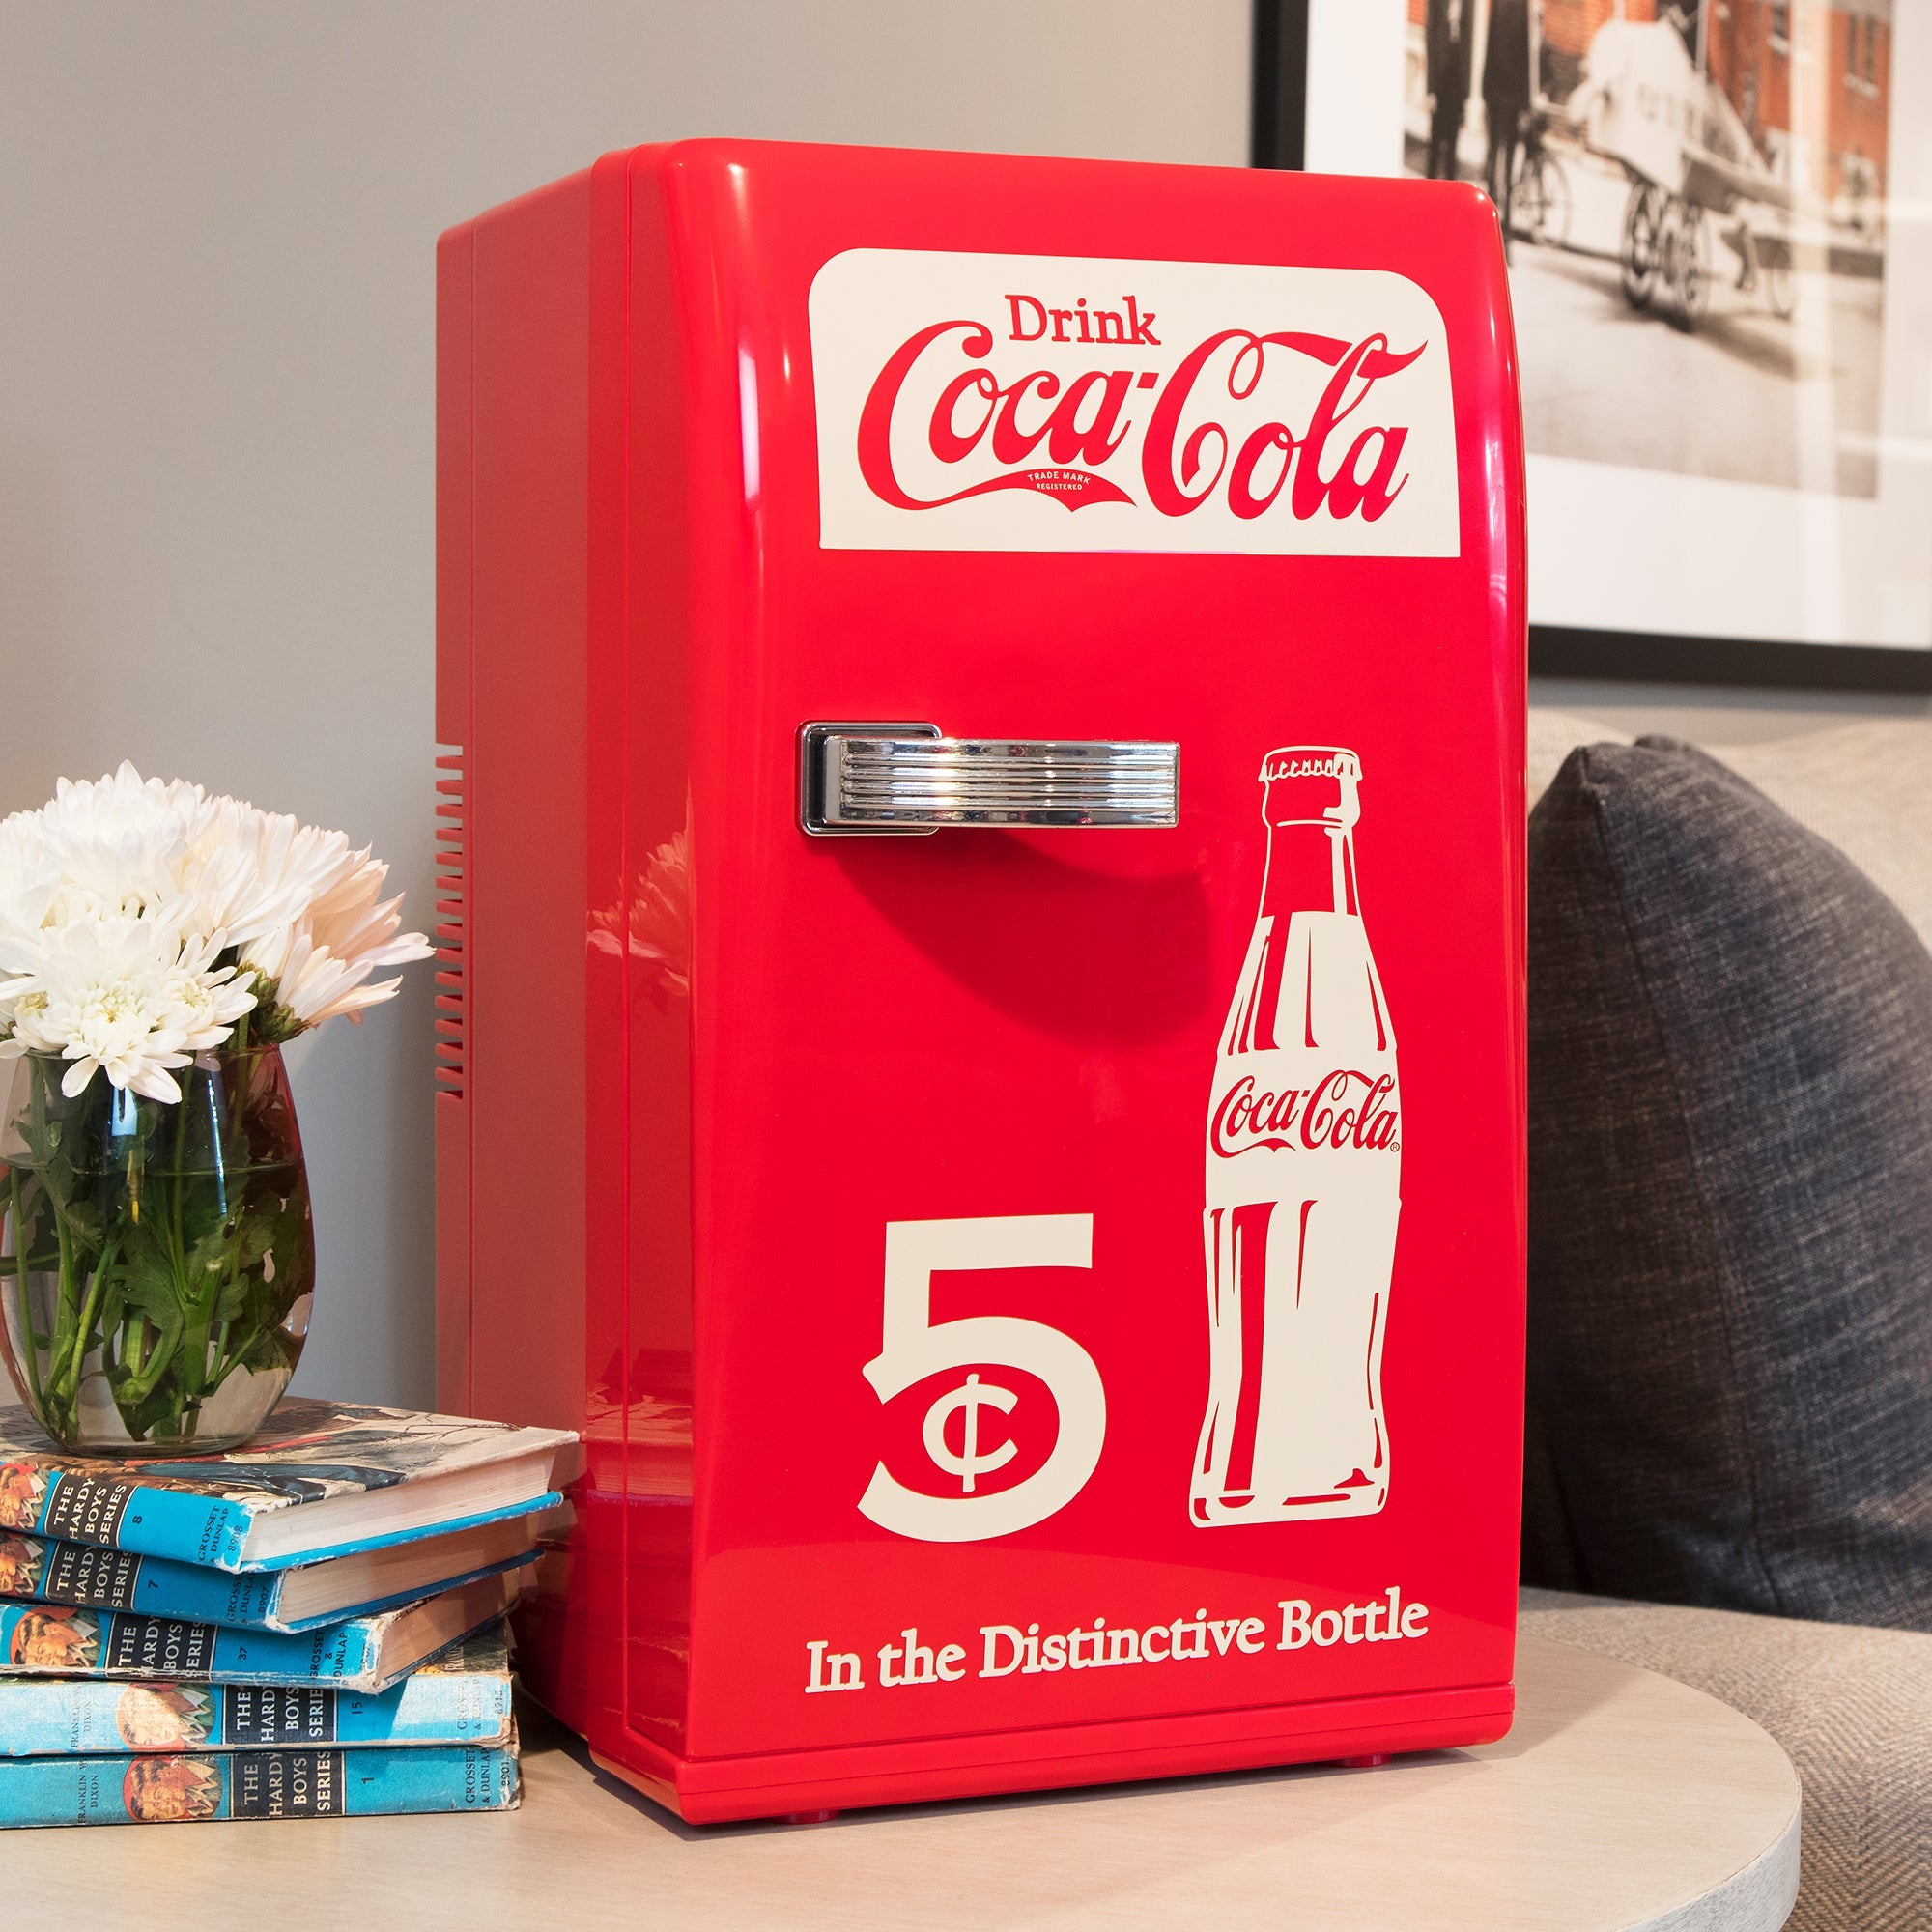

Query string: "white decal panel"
[[810, 248, 1460, 557]]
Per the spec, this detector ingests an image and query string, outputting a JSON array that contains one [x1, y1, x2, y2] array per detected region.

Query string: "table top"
[[15, 1634, 1798, 1932]]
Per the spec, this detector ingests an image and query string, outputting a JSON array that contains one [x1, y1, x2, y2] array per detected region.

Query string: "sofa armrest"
[[1519, 1588, 1931, 1932]]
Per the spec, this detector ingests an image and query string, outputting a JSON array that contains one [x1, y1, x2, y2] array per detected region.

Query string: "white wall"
[[0, 2, 1251, 1409], [4, 5, 1918, 1413], [1528, 677, 1929, 742]]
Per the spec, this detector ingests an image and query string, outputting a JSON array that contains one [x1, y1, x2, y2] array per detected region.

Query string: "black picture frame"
[[1249, 0, 1932, 695], [1251, 0, 1309, 172]]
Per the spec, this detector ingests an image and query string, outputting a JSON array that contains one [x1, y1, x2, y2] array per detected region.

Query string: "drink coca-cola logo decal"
[[810, 249, 1459, 556], [1210, 1070, 1400, 1159]]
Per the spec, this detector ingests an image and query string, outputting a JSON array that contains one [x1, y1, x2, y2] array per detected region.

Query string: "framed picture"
[[1255, 0, 1932, 692]]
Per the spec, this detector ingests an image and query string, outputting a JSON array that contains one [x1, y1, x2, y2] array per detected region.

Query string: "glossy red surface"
[[438, 139, 1527, 1824]]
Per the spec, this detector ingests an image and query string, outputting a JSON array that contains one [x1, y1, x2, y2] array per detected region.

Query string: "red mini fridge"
[[435, 138, 1526, 1825]]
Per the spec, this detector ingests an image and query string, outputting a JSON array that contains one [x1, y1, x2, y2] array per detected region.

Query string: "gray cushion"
[[1706, 721, 1932, 961], [1520, 1588, 1932, 1932], [1525, 711, 1932, 958], [1524, 737, 1932, 1631]]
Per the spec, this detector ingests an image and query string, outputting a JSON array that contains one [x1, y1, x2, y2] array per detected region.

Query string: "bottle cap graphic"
[[1258, 746, 1362, 830]]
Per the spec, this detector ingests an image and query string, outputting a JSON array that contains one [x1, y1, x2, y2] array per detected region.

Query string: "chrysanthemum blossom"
[[241, 850, 431, 1029], [0, 763, 427, 1071], [160, 930, 261, 1054], [180, 801, 361, 952], [28, 762, 215, 928], [0, 915, 256, 1101], [0, 813, 62, 970]]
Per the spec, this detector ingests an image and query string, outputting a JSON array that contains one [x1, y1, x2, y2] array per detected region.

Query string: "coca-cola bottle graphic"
[[1192, 747, 1401, 1527]]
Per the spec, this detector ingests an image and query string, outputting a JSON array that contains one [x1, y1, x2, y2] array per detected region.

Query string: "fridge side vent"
[[434, 750, 466, 1099]]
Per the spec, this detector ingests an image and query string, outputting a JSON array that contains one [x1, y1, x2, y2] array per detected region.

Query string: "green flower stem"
[[116, 1301, 185, 1409], [169, 1076, 188, 1256], [159, 1084, 195, 1440], [55, 1228, 119, 1406], [119, 1321, 166, 1406], [4, 1044, 311, 1448], [8, 1169, 46, 1412], [51, 1211, 79, 1432], [208, 1318, 233, 1387]]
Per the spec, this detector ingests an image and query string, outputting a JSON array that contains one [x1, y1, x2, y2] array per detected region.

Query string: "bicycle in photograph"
[[1510, 111, 1572, 252], [1618, 180, 1714, 333]]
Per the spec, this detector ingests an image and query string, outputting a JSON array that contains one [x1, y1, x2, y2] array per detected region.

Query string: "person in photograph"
[[1845, 152, 1877, 237], [0, 1463, 46, 1532], [1484, 0, 1533, 245], [0, 1536, 44, 1598], [115, 1684, 214, 1750], [123, 1755, 221, 1823], [6, 1606, 100, 1670], [1425, 0, 1471, 181], [1662, 0, 1701, 61]]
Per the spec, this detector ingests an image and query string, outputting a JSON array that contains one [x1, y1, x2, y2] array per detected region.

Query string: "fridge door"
[[611, 143, 1526, 1802]]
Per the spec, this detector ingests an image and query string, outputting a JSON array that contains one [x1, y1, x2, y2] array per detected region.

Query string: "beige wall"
[[1, 5, 1918, 1412], [1529, 677, 1930, 743]]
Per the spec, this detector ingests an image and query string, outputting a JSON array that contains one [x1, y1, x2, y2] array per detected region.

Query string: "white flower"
[[28, 762, 214, 928], [244, 853, 432, 1030], [0, 761, 429, 1057], [0, 817, 60, 1050], [160, 929, 261, 1053], [180, 801, 361, 952], [307, 854, 434, 977], [0, 914, 256, 1101], [0, 811, 62, 962]]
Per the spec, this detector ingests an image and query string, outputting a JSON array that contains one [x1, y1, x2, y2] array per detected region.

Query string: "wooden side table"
[[16, 1634, 1800, 1930]]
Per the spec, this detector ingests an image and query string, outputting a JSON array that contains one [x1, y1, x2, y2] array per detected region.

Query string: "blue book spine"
[[16, 1473, 255, 1570], [0, 1604, 389, 1684], [0, 1536, 283, 1625], [8, 1468, 562, 1574], [0, 1603, 486, 1693], [0, 1745, 519, 1826], [0, 1535, 532, 1634], [0, 1664, 512, 1755]]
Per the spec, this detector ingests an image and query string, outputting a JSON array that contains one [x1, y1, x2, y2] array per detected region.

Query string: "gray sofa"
[[1523, 711, 1932, 1932], [1519, 1587, 1929, 1931]]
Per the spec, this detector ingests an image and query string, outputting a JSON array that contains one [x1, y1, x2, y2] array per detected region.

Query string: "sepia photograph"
[[1288, 0, 1932, 668], [1406, 0, 1891, 497]]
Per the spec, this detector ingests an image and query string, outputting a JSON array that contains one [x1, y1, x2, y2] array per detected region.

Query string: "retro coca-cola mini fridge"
[[435, 138, 1526, 1824]]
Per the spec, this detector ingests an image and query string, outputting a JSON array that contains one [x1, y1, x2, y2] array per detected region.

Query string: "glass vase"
[[0, 1045, 315, 1453]]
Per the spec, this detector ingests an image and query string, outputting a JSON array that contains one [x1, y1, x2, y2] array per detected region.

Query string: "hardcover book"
[[0, 1567, 524, 1693], [0, 1399, 574, 1572], [0, 1622, 513, 1756], [0, 1738, 519, 1827], [0, 1513, 537, 1634]]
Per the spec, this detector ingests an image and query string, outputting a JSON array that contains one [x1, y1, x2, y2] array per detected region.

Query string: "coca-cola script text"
[[1209, 1070, 1400, 1159]]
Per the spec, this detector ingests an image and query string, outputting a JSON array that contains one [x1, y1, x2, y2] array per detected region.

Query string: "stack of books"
[[0, 1399, 574, 1828]]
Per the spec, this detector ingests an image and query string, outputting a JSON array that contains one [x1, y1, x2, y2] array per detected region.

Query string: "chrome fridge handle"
[[798, 723, 1179, 836]]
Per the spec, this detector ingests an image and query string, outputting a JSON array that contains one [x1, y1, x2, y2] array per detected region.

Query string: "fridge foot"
[[1340, 1753, 1391, 1769], [783, 1808, 840, 1824]]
